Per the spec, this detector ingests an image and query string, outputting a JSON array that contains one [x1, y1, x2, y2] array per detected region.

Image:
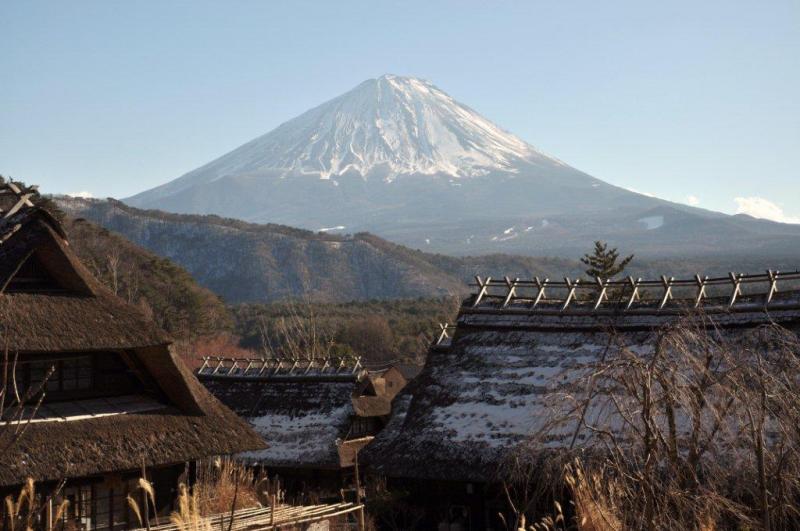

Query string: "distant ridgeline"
[[56, 196, 800, 305]]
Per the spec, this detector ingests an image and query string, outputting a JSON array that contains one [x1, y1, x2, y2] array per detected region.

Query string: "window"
[[12, 352, 144, 403], [60, 478, 144, 531], [28, 356, 93, 394], [348, 416, 379, 438], [63, 484, 93, 530]]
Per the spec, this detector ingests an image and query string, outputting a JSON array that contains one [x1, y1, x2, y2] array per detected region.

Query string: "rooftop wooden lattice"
[[197, 356, 364, 381], [0, 182, 38, 243], [0, 182, 36, 219], [468, 271, 800, 314], [136, 501, 364, 531]]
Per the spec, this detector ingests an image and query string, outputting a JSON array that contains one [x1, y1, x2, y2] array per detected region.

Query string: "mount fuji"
[[127, 75, 800, 258]]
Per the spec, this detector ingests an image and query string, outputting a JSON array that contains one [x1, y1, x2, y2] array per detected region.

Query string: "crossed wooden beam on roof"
[[470, 270, 800, 313], [197, 356, 364, 378], [434, 323, 456, 346], [0, 182, 37, 220]]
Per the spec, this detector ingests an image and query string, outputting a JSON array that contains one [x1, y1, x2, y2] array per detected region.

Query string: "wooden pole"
[[46, 497, 53, 531], [141, 464, 151, 531], [269, 493, 275, 529], [354, 449, 365, 531]]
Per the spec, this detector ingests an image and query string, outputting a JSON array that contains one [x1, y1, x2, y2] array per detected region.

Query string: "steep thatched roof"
[[1, 343, 267, 488], [1, 339, 267, 488], [363, 276, 800, 483], [2, 400, 263, 486], [0, 183, 266, 486], [202, 376, 357, 469], [0, 192, 169, 351]]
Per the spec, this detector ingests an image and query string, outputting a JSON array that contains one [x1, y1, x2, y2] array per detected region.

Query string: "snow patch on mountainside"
[[638, 216, 665, 230]]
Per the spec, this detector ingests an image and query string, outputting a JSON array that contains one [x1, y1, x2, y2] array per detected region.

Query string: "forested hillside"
[[66, 216, 453, 364], [58, 197, 466, 303], [52, 194, 799, 367], [59, 197, 798, 308], [66, 217, 233, 339], [232, 298, 460, 365]]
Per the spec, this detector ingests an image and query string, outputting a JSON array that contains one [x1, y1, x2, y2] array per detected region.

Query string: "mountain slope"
[[59, 197, 798, 305], [129, 75, 564, 192], [126, 74, 800, 258], [65, 216, 232, 339], [59, 197, 466, 303], [126, 74, 626, 242]]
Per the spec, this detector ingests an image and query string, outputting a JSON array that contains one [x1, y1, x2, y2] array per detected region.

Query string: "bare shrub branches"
[[508, 315, 800, 530], [0, 337, 54, 462], [257, 298, 339, 360]]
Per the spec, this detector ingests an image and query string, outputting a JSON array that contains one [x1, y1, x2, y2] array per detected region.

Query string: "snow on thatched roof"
[[198, 356, 389, 469], [364, 273, 800, 483]]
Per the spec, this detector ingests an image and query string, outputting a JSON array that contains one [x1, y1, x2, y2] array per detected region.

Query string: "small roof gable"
[[0, 219, 97, 295]]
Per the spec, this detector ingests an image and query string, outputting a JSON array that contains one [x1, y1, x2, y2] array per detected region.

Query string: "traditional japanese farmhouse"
[[364, 273, 800, 530], [0, 182, 265, 529], [197, 356, 401, 496]]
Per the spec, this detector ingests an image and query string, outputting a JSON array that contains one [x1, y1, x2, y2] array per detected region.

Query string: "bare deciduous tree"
[[258, 298, 338, 360]]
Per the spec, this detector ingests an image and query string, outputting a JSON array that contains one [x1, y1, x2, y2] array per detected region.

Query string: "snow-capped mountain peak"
[[125, 75, 800, 261], [179, 74, 560, 185]]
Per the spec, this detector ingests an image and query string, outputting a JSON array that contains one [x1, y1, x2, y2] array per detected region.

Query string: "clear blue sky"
[[2, 0, 799, 222]]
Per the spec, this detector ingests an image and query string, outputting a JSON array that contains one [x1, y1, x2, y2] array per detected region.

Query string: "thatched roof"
[[202, 376, 357, 469], [2, 401, 262, 486], [363, 275, 800, 483], [0, 183, 266, 486], [2, 344, 267, 488], [198, 356, 389, 469]]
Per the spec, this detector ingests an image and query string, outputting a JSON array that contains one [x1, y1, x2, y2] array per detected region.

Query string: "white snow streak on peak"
[[199, 75, 561, 182]]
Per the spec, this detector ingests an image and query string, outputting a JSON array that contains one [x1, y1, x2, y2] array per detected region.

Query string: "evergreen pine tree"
[[580, 240, 633, 280]]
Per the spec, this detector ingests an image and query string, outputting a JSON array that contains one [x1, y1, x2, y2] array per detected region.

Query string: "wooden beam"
[[626, 276, 641, 310], [502, 276, 518, 307], [766, 270, 779, 305], [593, 277, 608, 310], [473, 276, 491, 307], [659, 276, 674, 310], [562, 277, 579, 311], [532, 277, 549, 308], [728, 272, 743, 307], [694, 274, 708, 308]]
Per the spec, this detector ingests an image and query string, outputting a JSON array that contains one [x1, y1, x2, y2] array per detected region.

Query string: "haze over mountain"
[[127, 75, 800, 258]]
